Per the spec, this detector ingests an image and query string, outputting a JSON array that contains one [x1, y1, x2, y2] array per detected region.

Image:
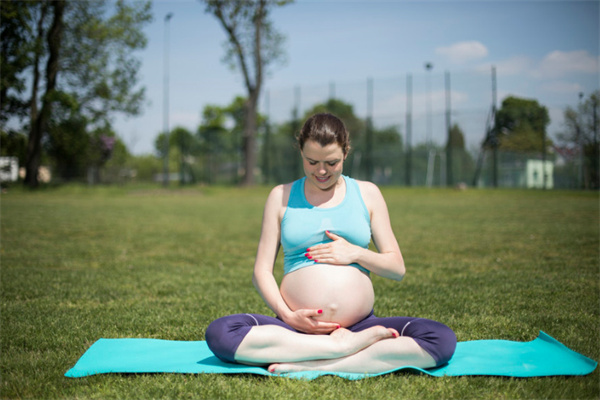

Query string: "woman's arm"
[[252, 185, 339, 333], [252, 185, 290, 318], [305, 181, 405, 281], [356, 181, 405, 280]]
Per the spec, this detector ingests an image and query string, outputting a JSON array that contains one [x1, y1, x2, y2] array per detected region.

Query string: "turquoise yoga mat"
[[65, 331, 596, 380]]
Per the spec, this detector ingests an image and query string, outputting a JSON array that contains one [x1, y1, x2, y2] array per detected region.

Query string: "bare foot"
[[269, 359, 324, 374], [268, 325, 399, 374], [330, 325, 399, 356]]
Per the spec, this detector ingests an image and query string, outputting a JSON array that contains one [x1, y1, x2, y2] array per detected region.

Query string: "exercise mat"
[[65, 331, 596, 380]]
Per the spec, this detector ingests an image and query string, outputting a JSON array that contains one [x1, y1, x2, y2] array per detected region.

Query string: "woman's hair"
[[297, 113, 351, 155]]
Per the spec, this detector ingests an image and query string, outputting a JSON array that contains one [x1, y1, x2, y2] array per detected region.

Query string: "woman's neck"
[[304, 176, 345, 208]]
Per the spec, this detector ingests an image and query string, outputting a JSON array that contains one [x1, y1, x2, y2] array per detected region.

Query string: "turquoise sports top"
[[281, 175, 371, 275]]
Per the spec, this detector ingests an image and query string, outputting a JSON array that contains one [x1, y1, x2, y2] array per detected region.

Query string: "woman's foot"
[[330, 325, 399, 355], [269, 359, 330, 374], [268, 325, 398, 374]]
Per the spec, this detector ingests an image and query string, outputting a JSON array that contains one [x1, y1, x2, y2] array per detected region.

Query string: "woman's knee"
[[406, 319, 457, 366], [205, 314, 256, 363], [432, 321, 457, 365]]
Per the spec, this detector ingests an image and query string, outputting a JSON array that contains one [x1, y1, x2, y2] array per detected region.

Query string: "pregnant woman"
[[206, 113, 456, 374]]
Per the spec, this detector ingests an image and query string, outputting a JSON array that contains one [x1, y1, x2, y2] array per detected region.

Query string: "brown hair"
[[297, 113, 351, 155]]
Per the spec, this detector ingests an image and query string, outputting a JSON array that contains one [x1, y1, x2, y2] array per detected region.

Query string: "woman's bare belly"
[[280, 264, 374, 327]]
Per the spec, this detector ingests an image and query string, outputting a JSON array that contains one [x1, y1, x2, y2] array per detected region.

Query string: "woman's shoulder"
[[269, 176, 305, 200], [268, 180, 296, 197], [353, 179, 385, 210], [265, 182, 294, 213], [353, 178, 382, 197]]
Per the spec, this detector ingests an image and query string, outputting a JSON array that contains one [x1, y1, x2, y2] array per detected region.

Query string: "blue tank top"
[[281, 175, 371, 275]]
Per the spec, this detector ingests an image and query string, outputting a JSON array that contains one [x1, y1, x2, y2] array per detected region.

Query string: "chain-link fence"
[[257, 69, 596, 189], [37, 68, 594, 189]]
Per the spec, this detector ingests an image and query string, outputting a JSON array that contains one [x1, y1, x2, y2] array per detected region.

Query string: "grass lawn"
[[1, 184, 598, 399]]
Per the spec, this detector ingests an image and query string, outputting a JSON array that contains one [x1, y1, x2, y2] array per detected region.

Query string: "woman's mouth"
[[315, 175, 330, 183]]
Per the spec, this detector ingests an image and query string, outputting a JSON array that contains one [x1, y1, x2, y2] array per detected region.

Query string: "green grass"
[[1, 184, 598, 399]]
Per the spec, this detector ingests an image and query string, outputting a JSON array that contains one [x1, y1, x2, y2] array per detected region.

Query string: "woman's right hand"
[[282, 308, 340, 334]]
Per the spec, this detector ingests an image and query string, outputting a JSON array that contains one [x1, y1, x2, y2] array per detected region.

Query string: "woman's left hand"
[[305, 231, 361, 265]]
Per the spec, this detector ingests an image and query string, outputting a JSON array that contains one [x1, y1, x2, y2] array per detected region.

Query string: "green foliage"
[[202, 0, 292, 184], [494, 96, 551, 152], [446, 123, 466, 150], [258, 98, 410, 184], [0, 187, 598, 399], [262, 118, 301, 183], [198, 98, 247, 157], [0, 130, 28, 165], [371, 125, 403, 179], [0, 0, 39, 123], [46, 111, 90, 181], [2, 0, 152, 186], [197, 105, 235, 184], [557, 91, 600, 189], [127, 154, 162, 181], [302, 99, 366, 146], [59, 0, 152, 127], [446, 124, 474, 184], [152, 97, 267, 185]]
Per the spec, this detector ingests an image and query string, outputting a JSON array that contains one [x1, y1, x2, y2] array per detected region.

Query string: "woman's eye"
[[309, 161, 317, 165], [327, 162, 338, 167]]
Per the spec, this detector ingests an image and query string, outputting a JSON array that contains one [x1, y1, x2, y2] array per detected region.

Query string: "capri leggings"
[[206, 311, 457, 367]]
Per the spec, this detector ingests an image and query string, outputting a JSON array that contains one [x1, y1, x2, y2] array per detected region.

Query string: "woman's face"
[[301, 139, 346, 191]]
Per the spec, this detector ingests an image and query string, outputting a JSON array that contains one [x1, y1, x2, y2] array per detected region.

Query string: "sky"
[[113, 0, 600, 155]]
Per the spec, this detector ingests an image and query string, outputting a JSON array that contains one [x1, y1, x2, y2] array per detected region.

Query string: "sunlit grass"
[[1, 185, 598, 399]]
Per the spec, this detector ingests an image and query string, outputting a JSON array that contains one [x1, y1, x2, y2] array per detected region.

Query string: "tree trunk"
[[24, 0, 64, 188], [240, 0, 266, 186], [242, 91, 258, 186], [29, 3, 48, 125]]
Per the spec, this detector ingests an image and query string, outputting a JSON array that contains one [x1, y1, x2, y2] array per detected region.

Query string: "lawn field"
[[1, 185, 598, 399]]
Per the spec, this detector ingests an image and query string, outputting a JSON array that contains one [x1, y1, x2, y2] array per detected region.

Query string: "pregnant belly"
[[280, 264, 375, 327]]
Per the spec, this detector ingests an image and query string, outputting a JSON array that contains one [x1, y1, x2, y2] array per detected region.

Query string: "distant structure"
[[0, 157, 19, 182]]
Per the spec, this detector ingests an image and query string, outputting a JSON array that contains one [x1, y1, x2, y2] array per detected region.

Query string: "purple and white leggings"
[[206, 311, 457, 367]]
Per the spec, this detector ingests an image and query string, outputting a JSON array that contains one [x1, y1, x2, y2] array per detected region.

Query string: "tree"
[[557, 91, 599, 189], [45, 104, 89, 181], [0, 1, 39, 124], [446, 123, 474, 184], [447, 123, 466, 149], [171, 126, 198, 184], [302, 99, 365, 144], [3, 1, 152, 187], [494, 96, 551, 153], [197, 106, 228, 184], [371, 125, 403, 184], [196, 97, 265, 184], [0, 130, 28, 166], [154, 126, 197, 183], [128, 154, 162, 182], [202, 0, 291, 185], [25, 0, 65, 187], [59, 1, 151, 126]]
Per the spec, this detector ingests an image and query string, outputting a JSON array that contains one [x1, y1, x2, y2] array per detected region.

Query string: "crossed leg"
[[268, 335, 436, 374], [234, 324, 399, 365], [206, 313, 455, 373]]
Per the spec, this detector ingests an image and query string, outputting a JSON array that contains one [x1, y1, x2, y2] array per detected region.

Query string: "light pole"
[[424, 62, 434, 187], [425, 62, 433, 145], [162, 12, 173, 187], [578, 92, 584, 189]]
